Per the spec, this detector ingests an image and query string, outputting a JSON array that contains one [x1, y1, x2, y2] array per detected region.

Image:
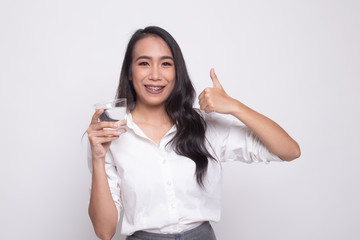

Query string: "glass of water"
[[94, 98, 127, 132]]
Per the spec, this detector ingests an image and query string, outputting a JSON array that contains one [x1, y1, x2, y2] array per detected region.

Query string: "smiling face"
[[131, 35, 176, 109]]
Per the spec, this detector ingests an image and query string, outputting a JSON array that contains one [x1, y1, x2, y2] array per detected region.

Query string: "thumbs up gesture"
[[198, 68, 239, 114]]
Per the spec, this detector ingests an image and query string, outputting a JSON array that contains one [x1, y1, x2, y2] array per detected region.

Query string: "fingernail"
[[113, 123, 119, 128], [118, 128, 126, 133]]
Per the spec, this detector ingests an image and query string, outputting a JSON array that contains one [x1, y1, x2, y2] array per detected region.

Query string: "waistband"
[[126, 221, 216, 240]]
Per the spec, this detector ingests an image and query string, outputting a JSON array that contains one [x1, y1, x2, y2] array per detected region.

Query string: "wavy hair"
[[116, 26, 215, 188]]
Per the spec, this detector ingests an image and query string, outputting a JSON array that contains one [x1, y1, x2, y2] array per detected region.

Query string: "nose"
[[149, 66, 161, 81]]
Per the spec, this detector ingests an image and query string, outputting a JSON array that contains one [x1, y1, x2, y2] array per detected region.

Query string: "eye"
[[138, 61, 149, 66], [162, 61, 173, 66]]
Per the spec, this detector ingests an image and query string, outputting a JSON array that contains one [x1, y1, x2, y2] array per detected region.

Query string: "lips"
[[145, 85, 165, 93]]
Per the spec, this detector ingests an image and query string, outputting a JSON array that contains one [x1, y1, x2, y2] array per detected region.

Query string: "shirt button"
[[167, 181, 172, 186], [162, 159, 166, 164]]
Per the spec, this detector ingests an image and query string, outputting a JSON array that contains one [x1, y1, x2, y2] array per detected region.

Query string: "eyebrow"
[[135, 56, 174, 61]]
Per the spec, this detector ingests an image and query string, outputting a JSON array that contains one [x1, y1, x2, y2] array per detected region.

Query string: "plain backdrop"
[[0, 0, 359, 239]]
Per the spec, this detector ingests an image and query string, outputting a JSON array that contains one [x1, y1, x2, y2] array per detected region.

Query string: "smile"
[[145, 85, 165, 92]]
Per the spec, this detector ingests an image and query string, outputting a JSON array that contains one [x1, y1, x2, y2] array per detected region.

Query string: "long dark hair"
[[116, 26, 215, 188]]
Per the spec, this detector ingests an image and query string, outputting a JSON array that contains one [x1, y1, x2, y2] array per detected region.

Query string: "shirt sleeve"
[[87, 140, 122, 221], [204, 112, 283, 164]]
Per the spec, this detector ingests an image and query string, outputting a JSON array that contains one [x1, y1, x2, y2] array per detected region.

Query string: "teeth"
[[146, 86, 164, 91]]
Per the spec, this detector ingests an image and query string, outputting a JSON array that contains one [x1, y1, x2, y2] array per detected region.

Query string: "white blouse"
[[87, 111, 282, 236]]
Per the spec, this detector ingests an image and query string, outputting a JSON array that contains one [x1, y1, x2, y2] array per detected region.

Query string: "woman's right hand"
[[87, 109, 127, 162]]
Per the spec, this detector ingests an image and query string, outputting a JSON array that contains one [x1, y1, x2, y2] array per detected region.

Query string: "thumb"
[[210, 68, 222, 89], [91, 109, 104, 124]]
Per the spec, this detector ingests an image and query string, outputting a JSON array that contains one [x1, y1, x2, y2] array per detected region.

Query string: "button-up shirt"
[[87, 111, 282, 235]]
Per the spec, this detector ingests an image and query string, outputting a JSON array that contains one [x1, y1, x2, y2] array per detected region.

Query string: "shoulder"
[[194, 108, 233, 126], [193, 108, 242, 137]]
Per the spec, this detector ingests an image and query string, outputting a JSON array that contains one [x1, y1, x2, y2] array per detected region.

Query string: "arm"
[[198, 68, 300, 161], [87, 110, 126, 239], [89, 160, 118, 240]]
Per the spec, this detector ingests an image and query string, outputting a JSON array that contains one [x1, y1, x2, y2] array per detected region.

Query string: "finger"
[[198, 91, 204, 101], [91, 109, 104, 125], [201, 104, 210, 113], [115, 119, 127, 126], [117, 126, 128, 134], [199, 99, 210, 112], [91, 129, 122, 137], [198, 87, 211, 101], [198, 96, 209, 108], [198, 94, 205, 105], [92, 121, 121, 131], [210, 68, 223, 89], [204, 105, 214, 113], [199, 100, 206, 111], [198, 97, 204, 107], [92, 136, 121, 145]]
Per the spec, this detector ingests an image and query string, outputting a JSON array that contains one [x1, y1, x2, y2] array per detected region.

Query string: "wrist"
[[92, 157, 106, 168], [231, 100, 255, 124], [230, 99, 246, 115]]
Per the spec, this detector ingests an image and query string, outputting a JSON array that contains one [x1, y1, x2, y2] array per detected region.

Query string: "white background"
[[0, 0, 359, 239]]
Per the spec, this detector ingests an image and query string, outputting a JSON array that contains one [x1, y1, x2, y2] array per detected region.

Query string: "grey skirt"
[[125, 222, 217, 240]]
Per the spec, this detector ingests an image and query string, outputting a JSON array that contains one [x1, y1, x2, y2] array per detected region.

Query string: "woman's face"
[[131, 35, 176, 109]]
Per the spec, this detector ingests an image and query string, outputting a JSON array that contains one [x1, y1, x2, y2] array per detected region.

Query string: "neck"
[[131, 103, 172, 125]]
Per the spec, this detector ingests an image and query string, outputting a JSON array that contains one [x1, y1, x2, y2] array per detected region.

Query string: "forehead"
[[132, 36, 173, 58]]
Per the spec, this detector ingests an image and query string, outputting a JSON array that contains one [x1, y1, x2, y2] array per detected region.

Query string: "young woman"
[[86, 26, 300, 240]]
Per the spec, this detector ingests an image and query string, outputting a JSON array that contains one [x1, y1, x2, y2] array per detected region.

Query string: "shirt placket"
[[159, 139, 179, 231]]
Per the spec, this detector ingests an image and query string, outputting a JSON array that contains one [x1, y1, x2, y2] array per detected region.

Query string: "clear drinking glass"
[[94, 98, 127, 132]]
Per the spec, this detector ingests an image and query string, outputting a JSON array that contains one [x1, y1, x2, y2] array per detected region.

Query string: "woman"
[[87, 26, 300, 240]]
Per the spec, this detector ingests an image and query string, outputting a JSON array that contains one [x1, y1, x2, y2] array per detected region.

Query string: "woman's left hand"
[[198, 68, 239, 114]]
